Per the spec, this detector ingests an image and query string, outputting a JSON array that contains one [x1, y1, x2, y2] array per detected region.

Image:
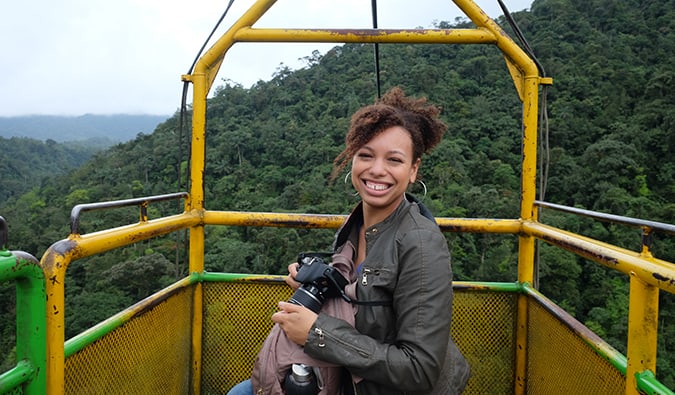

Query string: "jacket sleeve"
[[304, 226, 453, 392]]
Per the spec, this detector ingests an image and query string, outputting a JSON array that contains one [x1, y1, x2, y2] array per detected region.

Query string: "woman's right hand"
[[285, 262, 301, 290]]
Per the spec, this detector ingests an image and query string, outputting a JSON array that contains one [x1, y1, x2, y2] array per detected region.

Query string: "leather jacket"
[[304, 195, 470, 394]]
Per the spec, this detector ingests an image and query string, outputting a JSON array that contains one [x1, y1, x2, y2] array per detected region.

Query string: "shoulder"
[[399, 202, 441, 234]]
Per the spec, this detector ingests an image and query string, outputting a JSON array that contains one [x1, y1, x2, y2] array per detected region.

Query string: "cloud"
[[0, 0, 530, 116]]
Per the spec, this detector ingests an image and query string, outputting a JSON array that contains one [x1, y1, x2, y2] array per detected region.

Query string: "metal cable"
[[371, 0, 382, 98], [175, 0, 236, 276]]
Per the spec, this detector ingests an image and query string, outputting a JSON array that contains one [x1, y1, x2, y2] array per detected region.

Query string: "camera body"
[[289, 253, 349, 314]]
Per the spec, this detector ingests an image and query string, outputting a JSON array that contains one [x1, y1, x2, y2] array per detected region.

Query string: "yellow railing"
[[33, 1, 674, 394], [62, 278, 632, 394], [40, 206, 675, 394]]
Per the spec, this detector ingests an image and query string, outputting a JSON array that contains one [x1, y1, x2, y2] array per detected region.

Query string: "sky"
[[0, 0, 531, 117]]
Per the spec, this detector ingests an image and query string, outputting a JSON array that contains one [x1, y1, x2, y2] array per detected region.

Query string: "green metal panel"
[[0, 248, 47, 395]]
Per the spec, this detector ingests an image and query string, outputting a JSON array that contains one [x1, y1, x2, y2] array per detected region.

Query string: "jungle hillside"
[[1, 0, 674, 386]]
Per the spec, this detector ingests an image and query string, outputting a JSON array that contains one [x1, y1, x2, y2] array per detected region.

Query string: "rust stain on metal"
[[652, 272, 675, 286], [453, 283, 494, 291], [438, 224, 471, 233], [126, 222, 186, 244], [540, 234, 619, 265], [272, 219, 318, 227], [329, 28, 414, 35], [51, 239, 78, 256], [41, 239, 79, 274]]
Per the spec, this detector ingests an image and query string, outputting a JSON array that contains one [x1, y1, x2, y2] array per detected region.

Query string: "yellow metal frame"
[[181, 1, 543, 393], [36, 1, 674, 394]]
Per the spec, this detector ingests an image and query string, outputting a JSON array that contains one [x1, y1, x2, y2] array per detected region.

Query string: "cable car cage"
[[1, 0, 674, 394]]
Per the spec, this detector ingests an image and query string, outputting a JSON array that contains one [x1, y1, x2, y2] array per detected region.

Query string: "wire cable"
[[496, 0, 550, 203], [496, 0, 549, 289], [178, 0, 236, 195], [175, 0, 236, 276], [371, 0, 382, 98]]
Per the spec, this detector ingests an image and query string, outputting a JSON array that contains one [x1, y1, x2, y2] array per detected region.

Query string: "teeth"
[[366, 181, 389, 191]]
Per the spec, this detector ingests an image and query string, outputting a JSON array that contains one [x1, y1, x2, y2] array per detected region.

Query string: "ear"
[[409, 158, 421, 184]]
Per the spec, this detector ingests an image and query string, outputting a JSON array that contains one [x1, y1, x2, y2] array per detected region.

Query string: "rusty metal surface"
[[522, 221, 675, 294]]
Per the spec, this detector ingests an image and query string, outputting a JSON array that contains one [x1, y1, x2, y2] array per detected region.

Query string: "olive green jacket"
[[304, 195, 470, 394]]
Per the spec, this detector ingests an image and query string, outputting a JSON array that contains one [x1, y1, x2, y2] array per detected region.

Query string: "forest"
[[1, 0, 674, 387]]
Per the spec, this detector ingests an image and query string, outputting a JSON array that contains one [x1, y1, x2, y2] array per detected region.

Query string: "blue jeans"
[[227, 379, 253, 395]]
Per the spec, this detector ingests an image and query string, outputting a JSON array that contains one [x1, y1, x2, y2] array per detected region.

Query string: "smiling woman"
[[231, 87, 470, 395]]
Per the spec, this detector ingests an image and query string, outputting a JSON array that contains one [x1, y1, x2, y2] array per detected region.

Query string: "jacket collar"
[[332, 193, 434, 251]]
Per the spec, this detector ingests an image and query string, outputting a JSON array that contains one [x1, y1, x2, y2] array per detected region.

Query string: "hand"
[[272, 301, 318, 346], [285, 262, 301, 290]]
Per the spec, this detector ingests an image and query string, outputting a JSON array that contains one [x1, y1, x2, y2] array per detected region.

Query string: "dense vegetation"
[[0, 137, 105, 201], [1, 0, 674, 386]]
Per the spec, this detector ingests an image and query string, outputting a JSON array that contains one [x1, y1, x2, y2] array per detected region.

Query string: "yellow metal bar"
[[232, 27, 497, 44], [625, 274, 660, 395], [40, 212, 199, 395], [449, 4, 542, 394], [191, 282, 204, 395], [194, 0, 277, 91], [523, 221, 675, 294], [203, 210, 345, 228], [513, 76, 541, 394], [203, 210, 522, 234], [514, 293, 528, 393]]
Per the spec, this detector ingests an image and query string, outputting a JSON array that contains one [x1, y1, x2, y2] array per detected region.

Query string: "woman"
[[231, 87, 469, 394]]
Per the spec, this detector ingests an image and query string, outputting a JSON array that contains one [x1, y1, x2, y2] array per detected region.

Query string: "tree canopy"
[[1, 0, 673, 386]]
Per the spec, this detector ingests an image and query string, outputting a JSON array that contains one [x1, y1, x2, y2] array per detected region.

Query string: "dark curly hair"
[[331, 87, 447, 180]]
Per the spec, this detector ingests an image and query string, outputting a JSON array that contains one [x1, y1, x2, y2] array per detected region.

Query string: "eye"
[[388, 156, 404, 163], [356, 152, 373, 159]]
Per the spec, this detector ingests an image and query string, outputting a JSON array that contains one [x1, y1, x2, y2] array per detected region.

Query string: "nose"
[[368, 157, 387, 176]]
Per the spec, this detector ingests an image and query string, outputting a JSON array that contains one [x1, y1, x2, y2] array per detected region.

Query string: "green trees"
[[1, 0, 674, 386]]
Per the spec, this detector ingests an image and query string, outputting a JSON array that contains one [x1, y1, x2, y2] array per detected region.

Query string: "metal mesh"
[[62, 281, 628, 394], [200, 283, 518, 394], [526, 297, 626, 394], [201, 281, 292, 395], [452, 290, 517, 394], [64, 286, 194, 395]]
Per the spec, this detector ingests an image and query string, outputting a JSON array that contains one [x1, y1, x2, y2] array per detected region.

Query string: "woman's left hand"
[[272, 301, 318, 346]]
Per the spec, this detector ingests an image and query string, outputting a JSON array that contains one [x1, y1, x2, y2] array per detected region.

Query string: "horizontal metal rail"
[[522, 220, 675, 294], [70, 192, 189, 235], [535, 200, 675, 236], [232, 27, 498, 44], [202, 210, 522, 234]]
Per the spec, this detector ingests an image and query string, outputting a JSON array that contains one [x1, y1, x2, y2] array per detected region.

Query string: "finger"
[[278, 301, 296, 312], [271, 311, 284, 324], [288, 262, 299, 275]]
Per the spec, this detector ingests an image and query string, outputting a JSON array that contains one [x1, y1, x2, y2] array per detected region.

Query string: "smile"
[[365, 181, 390, 191]]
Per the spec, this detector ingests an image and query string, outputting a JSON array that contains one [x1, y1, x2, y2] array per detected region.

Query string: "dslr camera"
[[289, 252, 349, 314]]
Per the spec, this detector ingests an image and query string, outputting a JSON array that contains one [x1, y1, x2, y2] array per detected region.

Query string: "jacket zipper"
[[314, 327, 370, 358], [314, 327, 325, 347], [362, 268, 370, 285]]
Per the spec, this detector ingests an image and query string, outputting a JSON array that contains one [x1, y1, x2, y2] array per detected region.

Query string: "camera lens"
[[289, 284, 324, 314]]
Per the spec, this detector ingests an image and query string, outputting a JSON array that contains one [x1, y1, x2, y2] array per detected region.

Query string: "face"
[[351, 126, 420, 222]]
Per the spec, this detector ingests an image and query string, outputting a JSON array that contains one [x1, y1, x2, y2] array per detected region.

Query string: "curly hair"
[[331, 87, 447, 180]]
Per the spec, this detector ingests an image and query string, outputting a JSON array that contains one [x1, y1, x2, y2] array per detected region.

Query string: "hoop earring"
[[414, 180, 427, 200], [419, 180, 427, 197], [344, 171, 359, 197]]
